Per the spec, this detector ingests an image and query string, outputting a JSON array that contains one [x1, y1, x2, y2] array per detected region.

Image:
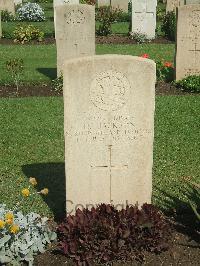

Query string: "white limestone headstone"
[[111, 0, 129, 12], [14, 0, 22, 5], [98, 0, 110, 7], [176, 5, 200, 80], [63, 55, 156, 214], [53, 0, 79, 38], [56, 4, 95, 76], [132, 0, 157, 39], [0, 0, 15, 15]]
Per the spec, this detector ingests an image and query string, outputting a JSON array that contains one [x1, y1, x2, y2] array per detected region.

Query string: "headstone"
[[111, 0, 129, 12], [14, 0, 22, 5], [185, 0, 200, 4], [56, 4, 95, 76], [176, 5, 200, 80], [98, 0, 110, 7], [166, 0, 186, 13], [53, 0, 79, 38], [0, 0, 15, 15], [132, 0, 157, 39], [166, 0, 200, 13], [63, 55, 156, 214]]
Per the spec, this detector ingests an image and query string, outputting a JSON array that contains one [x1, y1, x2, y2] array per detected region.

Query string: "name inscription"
[[66, 114, 152, 143]]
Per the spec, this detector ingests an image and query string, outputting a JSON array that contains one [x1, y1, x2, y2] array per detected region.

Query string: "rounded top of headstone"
[[63, 55, 156, 70]]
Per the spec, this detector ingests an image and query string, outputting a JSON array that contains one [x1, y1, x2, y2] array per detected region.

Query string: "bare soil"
[[0, 36, 173, 46], [0, 82, 196, 98]]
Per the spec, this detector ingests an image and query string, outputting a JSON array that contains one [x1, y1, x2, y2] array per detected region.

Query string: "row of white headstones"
[[54, 0, 158, 39], [56, 2, 156, 214], [56, 2, 200, 213], [55, 1, 200, 81]]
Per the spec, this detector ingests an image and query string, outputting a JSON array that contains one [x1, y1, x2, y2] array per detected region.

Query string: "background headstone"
[[56, 4, 95, 75], [176, 5, 200, 80], [0, 0, 15, 15], [14, 0, 22, 5], [98, 0, 110, 7], [111, 0, 129, 12], [132, 0, 157, 39], [63, 55, 156, 213], [54, 0, 79, 38], [185, 0, 200, 4]]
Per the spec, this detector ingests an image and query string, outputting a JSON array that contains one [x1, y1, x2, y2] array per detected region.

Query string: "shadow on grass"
[[37, 68, 57, 80], [155, 185, 200, 244], [22, 163, 65, 222]]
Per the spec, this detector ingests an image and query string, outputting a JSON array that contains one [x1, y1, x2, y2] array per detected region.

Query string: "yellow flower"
[[40, 188, 49, 195], [29, 177, 37, 186], [21, 188, 30, 197], [0, 220, 6, 229], [5, 212, 14, 225], [10, 224, 20, 234]]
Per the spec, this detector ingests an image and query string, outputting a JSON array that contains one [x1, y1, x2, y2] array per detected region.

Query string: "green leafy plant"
[[129, 32, 152, 44], [182, 177, 200, 222], [140, 54, 174, 82], [96, 6, 122, 36], [52, 75, 63, 93], [161, 11, 176, 41], [1, 10, 15, 22], [6, 58, 24, 93], [156, 6, 165, 22], [175, 75, 200, 93], [156, 60, 174, 82], [58, 204, 171, 265], [13, 24, 44, 44], [0, 178, 56, 265]]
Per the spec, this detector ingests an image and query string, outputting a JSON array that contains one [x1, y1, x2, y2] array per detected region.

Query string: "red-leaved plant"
[[57, 204, 171, 265]]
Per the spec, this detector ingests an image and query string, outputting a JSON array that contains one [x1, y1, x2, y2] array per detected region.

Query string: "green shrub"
[[16, 2, 45, 22], [156, 60, 174, 82], [175, 75, 200, 93], [161, 11, 176, 41], [182, 177, 200, 222], [129, 32, 152, 44], [96, 6, 122, 36], [1, 10, 15, 22], [118, 11, 130, 22], [13, 24, 44, 44], [58, 204, 171, 265], [6, 58, 24, 93]]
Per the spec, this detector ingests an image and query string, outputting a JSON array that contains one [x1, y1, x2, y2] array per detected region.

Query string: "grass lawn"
[[0, 43, 175, 84], [0, 96, 199, 219]]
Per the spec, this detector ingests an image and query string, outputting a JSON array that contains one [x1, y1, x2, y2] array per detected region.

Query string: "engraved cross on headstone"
[[91, 145, 128, 202], [135, 3, 154, 18]]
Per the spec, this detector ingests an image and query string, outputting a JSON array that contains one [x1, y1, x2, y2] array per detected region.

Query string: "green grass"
[[0, 43, 175, 84], [0, 96, 199, 219]]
